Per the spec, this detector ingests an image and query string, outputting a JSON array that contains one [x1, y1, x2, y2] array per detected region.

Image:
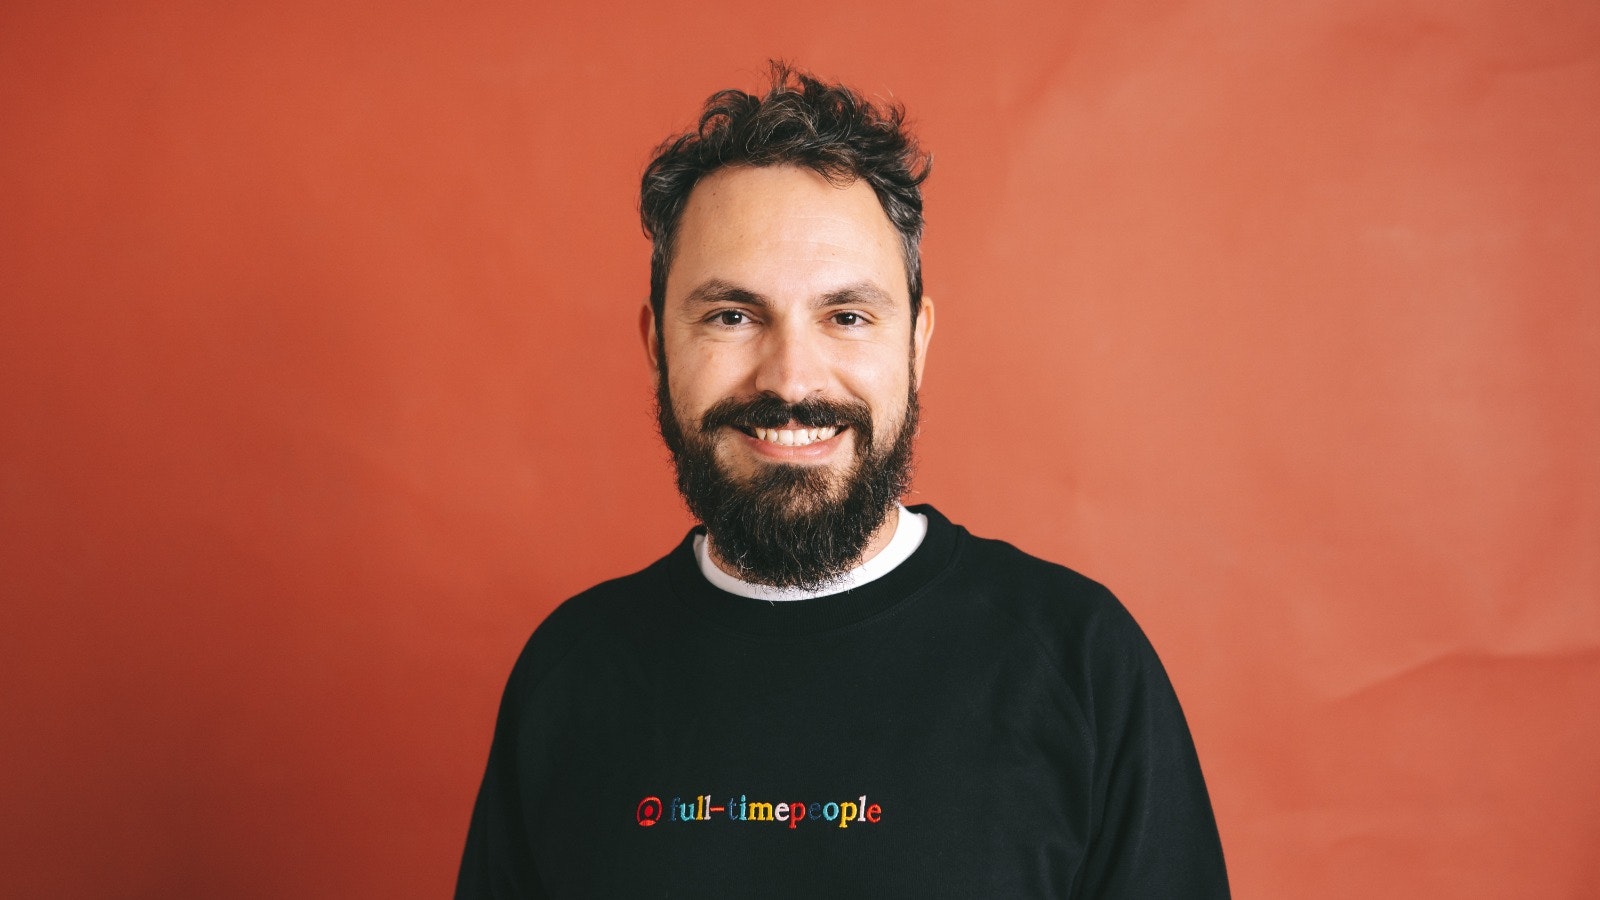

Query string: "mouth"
[[734, 423, 845, 448]]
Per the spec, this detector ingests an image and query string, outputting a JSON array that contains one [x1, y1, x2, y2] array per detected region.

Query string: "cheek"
[[668, 342, 759, 405], [663, 350, 714, 408], [665, 357, 745, 432], [842, 349, 913, 405]]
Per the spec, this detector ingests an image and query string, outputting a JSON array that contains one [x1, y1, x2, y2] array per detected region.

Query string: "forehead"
[[665, 165, 906, 306]]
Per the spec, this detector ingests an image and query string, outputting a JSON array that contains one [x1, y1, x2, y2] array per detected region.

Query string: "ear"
[[640, 301, 661, 377], [911, 294, 935, 388]]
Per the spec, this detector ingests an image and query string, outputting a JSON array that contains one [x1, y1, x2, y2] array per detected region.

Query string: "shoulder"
[[502, 542, 684, 695], [953, 526, 1140, 636], [958, 530, 1115, 604], [938, 520, 1162, 685]]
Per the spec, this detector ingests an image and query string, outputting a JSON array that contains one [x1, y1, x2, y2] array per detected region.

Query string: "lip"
[[733, 424, 851, 463]]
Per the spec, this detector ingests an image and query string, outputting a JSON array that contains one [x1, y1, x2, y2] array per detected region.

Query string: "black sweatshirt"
[[457, 505, 1229, 898]]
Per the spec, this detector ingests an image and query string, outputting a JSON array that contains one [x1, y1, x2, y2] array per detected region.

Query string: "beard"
[[656, 375, 918, 591]]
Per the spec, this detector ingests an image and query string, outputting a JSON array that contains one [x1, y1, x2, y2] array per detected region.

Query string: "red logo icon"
[[636, 796, 662, 827]]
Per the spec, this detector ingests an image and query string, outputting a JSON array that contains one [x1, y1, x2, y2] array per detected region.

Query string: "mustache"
[[700, 393, 874, 436]]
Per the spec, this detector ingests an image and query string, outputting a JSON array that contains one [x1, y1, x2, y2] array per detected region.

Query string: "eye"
[[832, 312, 865, 326], [710, 309, 749, 327]]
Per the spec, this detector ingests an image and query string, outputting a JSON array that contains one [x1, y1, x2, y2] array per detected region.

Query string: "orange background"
[[3, 2, 1597, 897]]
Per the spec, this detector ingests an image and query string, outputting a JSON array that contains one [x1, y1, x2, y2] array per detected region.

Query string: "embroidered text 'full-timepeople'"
[[636, 794, 883, 830]]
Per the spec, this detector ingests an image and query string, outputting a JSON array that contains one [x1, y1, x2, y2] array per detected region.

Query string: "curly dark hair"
[[640, 62, 932, 323]]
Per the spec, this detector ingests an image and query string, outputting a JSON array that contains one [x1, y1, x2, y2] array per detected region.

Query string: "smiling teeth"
[[752, 425, 839, 447]]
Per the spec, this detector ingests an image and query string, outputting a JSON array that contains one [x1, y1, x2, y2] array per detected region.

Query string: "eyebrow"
[[819, 282, 895, 309], [682, 279, 764, 308], [681, 279, 896, 310]]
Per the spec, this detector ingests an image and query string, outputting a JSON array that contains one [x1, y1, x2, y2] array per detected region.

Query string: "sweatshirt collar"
[[668, 504, 961, 636]]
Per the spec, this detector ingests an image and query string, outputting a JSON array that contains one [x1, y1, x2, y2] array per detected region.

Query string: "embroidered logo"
[[636, 793, 882, 830], [635, 796, 663, 827]]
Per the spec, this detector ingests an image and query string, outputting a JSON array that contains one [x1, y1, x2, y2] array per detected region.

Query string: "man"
[[457, 64, 1228, 898]]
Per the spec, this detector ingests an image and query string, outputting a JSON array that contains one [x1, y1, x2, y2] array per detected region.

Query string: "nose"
[[752, 320, 829, 404]]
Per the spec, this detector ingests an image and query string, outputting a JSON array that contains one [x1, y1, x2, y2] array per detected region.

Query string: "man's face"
[[647, 165, 934, 587]]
